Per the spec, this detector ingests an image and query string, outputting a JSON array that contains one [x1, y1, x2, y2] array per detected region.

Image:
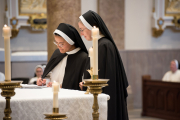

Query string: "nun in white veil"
[[29, 65, 45, 84], [162, 59, 180, 82]]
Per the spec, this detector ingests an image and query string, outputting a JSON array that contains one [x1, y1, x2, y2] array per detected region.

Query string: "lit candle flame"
[[4, 24, 7, 27], [93, 26, 96, 28]]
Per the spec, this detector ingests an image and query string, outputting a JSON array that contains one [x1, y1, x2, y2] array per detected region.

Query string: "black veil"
[[82, 10, 129, 98], [80, 10, 129, 120], [42, 23, 88, 78]]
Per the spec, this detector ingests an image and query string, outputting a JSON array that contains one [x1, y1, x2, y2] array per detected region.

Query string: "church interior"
[[0, 0, 180, 120]]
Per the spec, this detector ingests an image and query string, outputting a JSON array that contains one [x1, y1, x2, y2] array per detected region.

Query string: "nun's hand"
[[37, 78, 46, 86], [42, 79, 46, 85], [79, 82, 83, 90], [37, 78, 42, 86]]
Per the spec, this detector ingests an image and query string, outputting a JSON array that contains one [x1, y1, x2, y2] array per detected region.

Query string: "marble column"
[[47, 0, 81, 60], [98, 0, 124, 49]]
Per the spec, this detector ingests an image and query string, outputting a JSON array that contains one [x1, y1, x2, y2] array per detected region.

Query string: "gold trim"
[[44, 108, 67, 119], [172, 15, 180, 28], [83, 79, 109, 120], [92, 75, 98, 80], [87, 68, 93, 79], [10, 17, 19, 38], [165, 0, 180, 16], [152, 28, 164, 38], [84, 79, 109, 84], [53, 108, 59, 113], [28, 13, 47, 30], [85, 68, 93, 94], [0, 81, 22, 88], [85, 87, 90, 94], [152, 18, 164, 37], [18, 0, 47, 16], [0, 81, 21, 119], [44, 113, 67, 120], [5, 80, 11, 82]]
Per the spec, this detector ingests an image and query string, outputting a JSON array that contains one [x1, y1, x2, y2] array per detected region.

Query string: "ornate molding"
[[28, 13, 47, 30], [10, 17, 19, 38], [152, 0, 180, 37], [5, 0, 47, 38], [152, 18, 164, 37], [152, 28, 164, 38], [172, 15, 180, 28]]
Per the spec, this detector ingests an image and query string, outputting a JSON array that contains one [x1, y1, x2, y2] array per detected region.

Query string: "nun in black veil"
[[37, 23, 88, 90], [78, 10, 129, 120]]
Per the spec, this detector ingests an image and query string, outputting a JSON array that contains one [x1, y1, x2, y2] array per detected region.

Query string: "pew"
[[141, 75, 180, 120]]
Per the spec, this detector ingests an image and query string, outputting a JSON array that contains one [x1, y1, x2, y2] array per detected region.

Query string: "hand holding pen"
[[37, 78, 46, 86]]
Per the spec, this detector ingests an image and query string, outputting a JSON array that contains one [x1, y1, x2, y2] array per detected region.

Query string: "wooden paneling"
[[142, 75, 180, 120], [119, 49, 180, 108]]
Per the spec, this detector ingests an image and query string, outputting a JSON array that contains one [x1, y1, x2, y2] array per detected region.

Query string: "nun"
[[29, 65, 44, 84], [37, 23, 88, 90], [78, 10, 129, 120], [162, 59, 180, 82]]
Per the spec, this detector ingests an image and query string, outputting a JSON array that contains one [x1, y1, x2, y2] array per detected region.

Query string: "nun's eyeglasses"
[[80, 28, 87, 32], [53, 41, 64, 48]]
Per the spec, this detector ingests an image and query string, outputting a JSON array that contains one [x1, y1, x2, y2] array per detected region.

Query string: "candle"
[[91, 26, 99, 75], [89, 47, 93, 69], [92, 26, 99, 37], [52, 81, 60, 108], [2, 24, 11, 81]]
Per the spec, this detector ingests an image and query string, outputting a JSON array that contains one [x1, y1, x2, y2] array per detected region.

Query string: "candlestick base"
[[4, 80, 11, 82], [83, 79, 109, 120], [0, 81, 21, 120], [85, 68, 93, 94], [44, 113, 67, 120], [92, 75, 98, 80], [44, 108, 67, 120], [84, 86, 90, 94]]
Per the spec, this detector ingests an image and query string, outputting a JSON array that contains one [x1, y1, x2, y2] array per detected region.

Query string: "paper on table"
[[21, 84, 47, 88]]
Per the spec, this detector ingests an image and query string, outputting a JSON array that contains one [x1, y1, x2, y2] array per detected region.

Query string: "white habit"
[[162, 70, 180, 82], [50, 47, 81, 85]]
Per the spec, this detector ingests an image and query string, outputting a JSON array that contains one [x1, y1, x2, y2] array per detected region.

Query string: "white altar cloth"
[[0, 88, 109, 120]]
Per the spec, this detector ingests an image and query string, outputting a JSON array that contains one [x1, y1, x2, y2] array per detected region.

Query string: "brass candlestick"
[[0, 80, 21, 120], [87, 68, 93, 79], [44, 108, 67, 120], [83, 79, 109, 120], [84, 69, 109, 120], [84, 68, 93, 94]]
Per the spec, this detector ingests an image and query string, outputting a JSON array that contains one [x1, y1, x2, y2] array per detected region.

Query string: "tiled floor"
[[128, 109, 164, 120]]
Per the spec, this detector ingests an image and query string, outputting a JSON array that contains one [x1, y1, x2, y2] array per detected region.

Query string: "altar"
[[0, 87, 109, 120]]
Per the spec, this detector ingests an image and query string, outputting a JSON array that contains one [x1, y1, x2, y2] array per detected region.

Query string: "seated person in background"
[[162, 59, 180, 82], [29, 65, 44, 84], [41, 64, 46, 70], [0, 72, 5, 81], [33, 64, 46, 77], [37, 23, 88, 90]]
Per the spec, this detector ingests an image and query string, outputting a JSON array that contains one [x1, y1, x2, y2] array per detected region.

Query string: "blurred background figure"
[[162, 59, 180, 82], [29, 65, 44, 84], [0, 72, 5, 81]]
